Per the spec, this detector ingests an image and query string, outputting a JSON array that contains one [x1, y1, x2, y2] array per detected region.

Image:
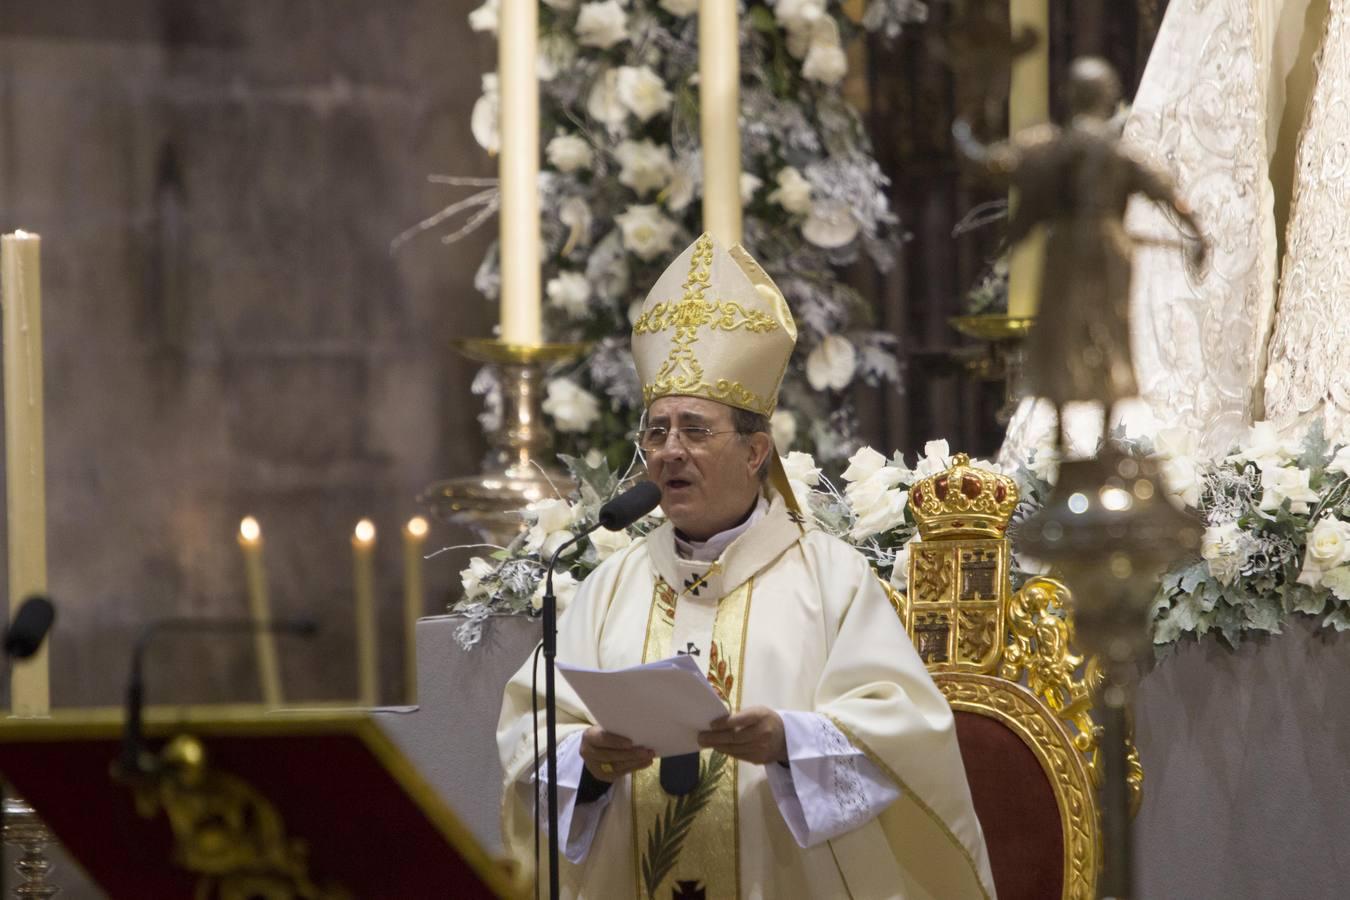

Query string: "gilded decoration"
[[128, 734, 351, 900], [903, 538, 1007, 674], [937, 673, 1099, 900], [909, 454, 1019, 540], [896, 455, 1146, 896]]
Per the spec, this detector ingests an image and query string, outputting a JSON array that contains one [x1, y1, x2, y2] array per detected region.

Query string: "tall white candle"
[[403, 516, 429, 705], [353, 519, 378, 706], [2, 231, 49, 717], [700, 0, 743, 246], [1008, 0, 1050, 318], [238, 517, 282, 707], [498, 0, 543, 345]]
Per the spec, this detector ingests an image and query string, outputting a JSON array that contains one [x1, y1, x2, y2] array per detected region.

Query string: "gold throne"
[[892, 454, 1140, 900]]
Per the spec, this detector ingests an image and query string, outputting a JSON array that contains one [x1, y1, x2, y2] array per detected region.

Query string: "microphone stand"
[[117, 617, 318, 778], [540, 527, 594, 900]]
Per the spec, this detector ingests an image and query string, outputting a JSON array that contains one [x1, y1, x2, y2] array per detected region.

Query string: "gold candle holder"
[[421, 339, 587, 547], [949, 314, 1036, 425]]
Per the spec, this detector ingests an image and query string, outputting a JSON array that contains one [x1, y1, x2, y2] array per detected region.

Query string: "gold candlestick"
[[2, 231, 49, 717], [352, 519, 378, 706], [237, 517, 282, 707], [421, 339, 585, 547], [950, 314, 1036, 425], [402, 516, 428, 704]]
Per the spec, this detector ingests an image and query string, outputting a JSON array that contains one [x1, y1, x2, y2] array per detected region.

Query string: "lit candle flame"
[[354, 519, 376, 544], [406, 516, 429, 539], [240, 516, 261, 543]]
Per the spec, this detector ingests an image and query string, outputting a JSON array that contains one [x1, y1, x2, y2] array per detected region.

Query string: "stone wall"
[[0, 0, 499, 708]]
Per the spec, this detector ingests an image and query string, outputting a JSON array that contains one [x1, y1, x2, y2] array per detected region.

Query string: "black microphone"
[[535, 480, 660, 899], [597, 480, 662, 531], [4, 596, 55, 659], [118, 616, 319, 778]]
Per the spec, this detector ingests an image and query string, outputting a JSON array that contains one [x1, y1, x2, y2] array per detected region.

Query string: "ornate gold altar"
[[892, 454, 1141, 900]]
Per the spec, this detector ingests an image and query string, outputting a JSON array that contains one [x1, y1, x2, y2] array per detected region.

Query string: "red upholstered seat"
[[955, 710, 1064, 900]]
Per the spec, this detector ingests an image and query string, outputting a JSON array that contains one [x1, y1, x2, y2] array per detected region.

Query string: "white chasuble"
[[498, 494, 995, 899]]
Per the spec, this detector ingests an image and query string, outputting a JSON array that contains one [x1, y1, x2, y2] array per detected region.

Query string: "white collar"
[[674, 497, 769, 563]]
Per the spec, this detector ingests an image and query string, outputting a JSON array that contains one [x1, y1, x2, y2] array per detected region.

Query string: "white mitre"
[[631, 233, 806, 514], [631, 232, 797, 416]]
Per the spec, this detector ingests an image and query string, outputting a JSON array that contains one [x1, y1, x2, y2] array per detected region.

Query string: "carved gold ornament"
[[897, 453, 1146, 897], [938, 673, 1100, 899], [909, 453, 1020, 540], [129, 735, 350, 900]]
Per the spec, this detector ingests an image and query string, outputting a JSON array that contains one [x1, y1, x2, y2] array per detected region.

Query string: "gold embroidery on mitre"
[[633, 233, 795, 416]]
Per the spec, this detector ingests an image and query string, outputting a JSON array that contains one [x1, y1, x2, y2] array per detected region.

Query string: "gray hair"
[[731, 407, 773, 482]]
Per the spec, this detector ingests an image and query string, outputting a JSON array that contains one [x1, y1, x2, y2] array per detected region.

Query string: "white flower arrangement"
[[448, 422, 1350, 651], [433, 0, 925, 467]]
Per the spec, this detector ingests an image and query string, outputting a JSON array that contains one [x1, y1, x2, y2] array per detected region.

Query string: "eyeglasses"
[[634, 425, 742, 452]]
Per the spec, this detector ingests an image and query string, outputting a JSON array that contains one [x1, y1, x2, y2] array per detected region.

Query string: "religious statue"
[[955, 57, 1208, 448]]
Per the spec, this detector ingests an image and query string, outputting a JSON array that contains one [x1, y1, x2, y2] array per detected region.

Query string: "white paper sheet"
[[557, 654, 729, 757]]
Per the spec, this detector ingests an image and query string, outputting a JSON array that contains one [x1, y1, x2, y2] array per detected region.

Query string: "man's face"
[[643, 396, 772, 541]]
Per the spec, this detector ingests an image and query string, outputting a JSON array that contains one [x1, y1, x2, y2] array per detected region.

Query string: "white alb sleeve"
[[532, 730, 612, 863], [764, 709, 903, 848]]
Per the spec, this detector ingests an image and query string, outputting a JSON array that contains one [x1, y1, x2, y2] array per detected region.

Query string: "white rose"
[[849, 485, 907, 541], [889, 535, 920, 591], [1319, 565, 1350, 600], [1235, 421, 1301, 469], [1160, 455, 1201, 508], [1299, 516, 1350, 586], [912, 440, 954, 479], [546, 271, 592, 318], [782, 451, 822, 486], [1328, 445, 1350, 476], [532, 569, 579, 612], [1258, 464, 1319, 514], [586, 69, 628, 132], [768, 166, 813, 215], [616, 204, 679, 261], [525, 497, 578, 535], [842, 446, 889, 483], [740, 172, 763, 204], [576, 0, 629, 49], [470, 74, 500, 154], [665, 161, 697, 213], [459, 556, 496, 598], [771, 411, 798, 453], [774, 0, 827, 33], [616, 66, 673, 122], [542, 378, 602, 433], [614, 139, 674, 196], [1200, 522, 1245, 585], [802, 41, 847, 85], [591, 526, 634, 561], [660, 0, 700, 15], [537, 33, 577, 81], [802, 199, 860, 248], [468, 0, 498, 34], [546, 133, 593, 173], [805, 334, 857, 391]]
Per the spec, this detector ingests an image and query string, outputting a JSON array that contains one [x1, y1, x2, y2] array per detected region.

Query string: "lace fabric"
[[1263, 0, 1350, 439], [811, 713, 872, 832]]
